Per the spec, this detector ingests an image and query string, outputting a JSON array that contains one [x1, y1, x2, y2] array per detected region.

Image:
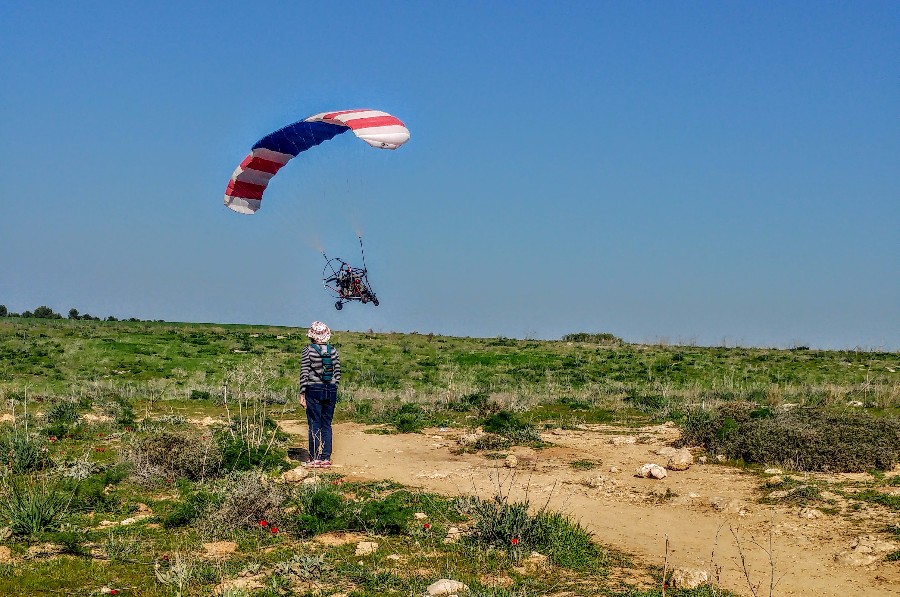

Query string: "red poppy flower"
[[258, 520, 268, 527], [423, 523, 431, 530], [511, 538, 519, 546], [109, 590, 119, 596], [270, 527, 278, 534]]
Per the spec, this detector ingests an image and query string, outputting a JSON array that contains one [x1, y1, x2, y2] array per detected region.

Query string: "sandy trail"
[[279, 420, 900, 597]]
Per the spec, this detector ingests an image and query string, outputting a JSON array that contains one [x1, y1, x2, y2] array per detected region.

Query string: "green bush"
[[679, 404, 900, 472], [481, 411, 541, 445], [293, 482, 349, 536], [357, 491, 414, 535]]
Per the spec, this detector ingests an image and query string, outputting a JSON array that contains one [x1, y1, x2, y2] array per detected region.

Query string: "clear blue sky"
[[1, 2, 897, 349]]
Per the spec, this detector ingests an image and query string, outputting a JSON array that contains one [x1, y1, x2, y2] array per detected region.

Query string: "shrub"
[[679, 404, 900, 472], [561, 332, 624, 345], [393, 403, 425, 434], [357, 490, 414, 535], [219, 430, 288, 472], [123, 431, 222, 484]]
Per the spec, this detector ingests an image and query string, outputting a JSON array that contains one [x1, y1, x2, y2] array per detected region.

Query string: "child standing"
[[299, 321, 341, 468]]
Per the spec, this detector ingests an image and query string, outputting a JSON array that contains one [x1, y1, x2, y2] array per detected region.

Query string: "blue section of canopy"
[[252, 120, 348, 157]]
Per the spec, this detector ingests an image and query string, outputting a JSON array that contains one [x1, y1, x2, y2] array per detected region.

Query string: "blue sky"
[[1, 2, 897, 349]]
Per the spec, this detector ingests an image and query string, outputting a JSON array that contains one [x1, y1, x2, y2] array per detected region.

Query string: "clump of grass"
[[465, 492, 608, 570], [0, 476, 74, 538], [0, 432, 50, 474], [679, 403, 900, 472], [570, 459, 597, 471]]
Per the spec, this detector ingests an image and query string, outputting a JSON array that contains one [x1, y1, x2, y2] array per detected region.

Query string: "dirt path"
[[279, 421, 900, 597]]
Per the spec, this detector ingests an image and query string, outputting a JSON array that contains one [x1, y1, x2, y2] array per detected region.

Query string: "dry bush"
[[122, 430, 222, 484], [195, 470, 285, 539]]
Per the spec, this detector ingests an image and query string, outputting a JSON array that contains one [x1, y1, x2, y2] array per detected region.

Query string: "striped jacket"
[[299, 343, 341, 394]]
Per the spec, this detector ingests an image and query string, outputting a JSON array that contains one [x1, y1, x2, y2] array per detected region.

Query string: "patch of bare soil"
[[278, 420, 900, 597]]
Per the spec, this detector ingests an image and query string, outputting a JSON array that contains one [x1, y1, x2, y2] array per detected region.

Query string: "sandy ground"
[[279, 420, 900, 597]]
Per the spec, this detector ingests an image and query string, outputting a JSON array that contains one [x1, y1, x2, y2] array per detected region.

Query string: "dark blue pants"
[[306, 383, 337, 460]]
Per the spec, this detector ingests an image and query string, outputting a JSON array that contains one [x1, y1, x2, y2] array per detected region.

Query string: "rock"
[[414, 512, 428, 520], [586, 475, 620, 491], [636, 463, 667, 479], [698, 455, 708, 463], [835, 535, 898, 567], [355, 541, 379, 556], [444, 527, 463, 544], [608, 466, 621, 473], [764, 468, 783, 474], [426, 578, 468, 596], [504, 455, 519, 468], [280, 466, 310, 483], [611, 436, 637, 446], [520, 551, 550, 573], [302, 476, 319, 485], [798, 507, 822, 519], [709, 496, 742, 513], [457, 431, 485, 446], [654, 446, 677, 458], [666, 449, 694, 471], [767, 475, 784, 485], [0, 414, 14, 423], [672, 568, 709, 589], [768, 490, 791, 499], [203, 541, 237, 558], [0, 546, 12, 563]]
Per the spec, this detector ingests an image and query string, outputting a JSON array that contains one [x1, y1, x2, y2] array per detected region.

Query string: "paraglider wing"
[[224, 109, 410, 214]]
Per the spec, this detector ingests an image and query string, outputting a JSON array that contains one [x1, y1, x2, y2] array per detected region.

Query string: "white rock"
[[764, 468, 783, 474], [608, 466, 621, 473], [672, 568, 709, 589], [443, 527, 463, 544], [611, 436, 637, 446], [637, 463, 667, 479], [504, 455, 519, 468], [654, 446, 677, 457], [355, 541, 378, 556], [426, 578, 468, 596], [798, 507, 822, 519], [414, 512, 428, 520], [835, 535, 898, 567], [666, 449, 694, 471], [280, 466, 309, 483]]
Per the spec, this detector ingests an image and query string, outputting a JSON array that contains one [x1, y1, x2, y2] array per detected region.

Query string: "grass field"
[[0, 317, 897, 596]]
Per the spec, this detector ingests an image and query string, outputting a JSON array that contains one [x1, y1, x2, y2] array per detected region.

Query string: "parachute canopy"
[[224, 109, 410, 214]]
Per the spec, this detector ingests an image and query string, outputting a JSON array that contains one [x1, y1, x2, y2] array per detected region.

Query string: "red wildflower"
[[161, 554, 169, 561], [511, 538, 519, 546], [49, 436, 57, 442], [110, 590, 119, 596], [270, 527, 278, 534], [423, 523, 431, 530], [258, 520, 268, 527]]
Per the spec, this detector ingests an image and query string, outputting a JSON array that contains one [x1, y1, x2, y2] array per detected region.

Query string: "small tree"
[[33, 306, 61, 319], [68, 308, 80, 320], [0, 305, 7, 317], [22, 311, 33, 318]]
